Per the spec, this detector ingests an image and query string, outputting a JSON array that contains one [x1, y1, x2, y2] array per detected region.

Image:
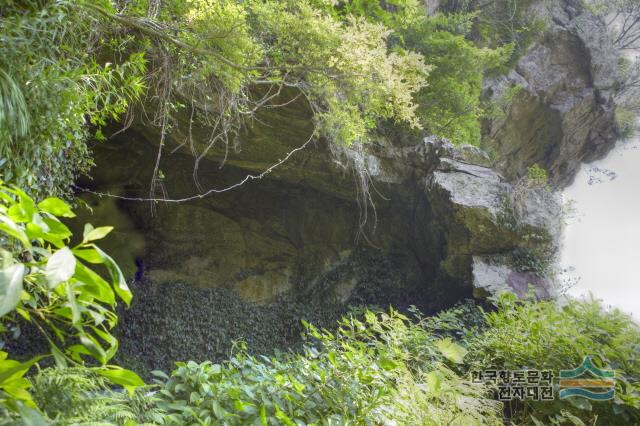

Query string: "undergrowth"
[[20, 294, 640, 425]]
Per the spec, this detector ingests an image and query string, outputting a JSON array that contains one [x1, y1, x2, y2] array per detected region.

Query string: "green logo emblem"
[[559, 356, 615, 401]]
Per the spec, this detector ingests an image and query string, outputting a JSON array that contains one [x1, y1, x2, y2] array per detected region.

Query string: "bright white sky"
[[560, 137, 640, 318]]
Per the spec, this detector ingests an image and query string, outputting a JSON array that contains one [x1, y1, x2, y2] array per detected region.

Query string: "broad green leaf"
[[4, 383, 32, 402], [83, 226, 113, 243], [152, 370, 169, 380], [73, 262, 115, 305], [42, 216, 72, 240], [274, 404, 296, 426], [91, 326, 118, 361], [0, 264, 25, 317], [79, 333, 107, 365], [5, 189, 35, 223], [426, 370, 443, 396], [378, 358, 400, 371], [91, 245, 131, 306], [12, 188, 35, 218], [0, 355, 42, 386], [0, 216, 30, 248], [25, 222, 44, 240], [83, 223, 94, 240], [38, 198, 75, 218], [73, 247, 104, 264], [435, 338, 467, 364], [95, 366, 145, 395], [45, 247, 76, 289], [7, 204, 30, 223]]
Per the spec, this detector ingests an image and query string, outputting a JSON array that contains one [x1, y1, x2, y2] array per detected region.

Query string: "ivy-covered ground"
[[115, 247, 449, 374]]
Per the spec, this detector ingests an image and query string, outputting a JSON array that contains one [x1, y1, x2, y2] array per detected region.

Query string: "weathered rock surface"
[[79, 130, 560, 306], [423, 140, 561, 298], [482, 0, 619, 188]]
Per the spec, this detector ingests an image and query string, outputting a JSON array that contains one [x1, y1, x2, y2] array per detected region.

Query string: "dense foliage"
[[0, 0, 432, 197], [467, 293, 640, 425], [0, 1, 145, 198], [0, 183, 142, 421], [0, 0, 525, 197], [12, 295, 639, 425]]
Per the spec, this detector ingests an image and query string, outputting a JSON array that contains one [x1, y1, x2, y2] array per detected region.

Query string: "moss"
[[615, 106, 637, 140]]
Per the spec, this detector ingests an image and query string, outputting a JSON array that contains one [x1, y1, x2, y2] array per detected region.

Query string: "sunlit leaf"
[[73, 262, 115, 305], [38, 197, 75, 218], [435, 338, 467, 364], [90, 244, 131, 306], [0, 216, 30, 247], [0, 263, 25, 317], [95, 366, 145, 395], [45, 247, 76, 289], [82, 226, 113, 243], [73, 247, 104, 264]]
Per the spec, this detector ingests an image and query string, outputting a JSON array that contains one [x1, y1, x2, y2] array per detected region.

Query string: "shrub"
[[9, 296, 639, 425], [466, 293, 640, 425], [0, 182, 143, 420], [153, 309, 500, 425], [615, 107, 637, 140]]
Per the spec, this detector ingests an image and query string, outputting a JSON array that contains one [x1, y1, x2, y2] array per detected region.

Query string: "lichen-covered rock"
[[482, 0, 619, 187]]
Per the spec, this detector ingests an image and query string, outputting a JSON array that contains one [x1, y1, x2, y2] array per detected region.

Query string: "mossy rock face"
[[79, 102, 440, 306]]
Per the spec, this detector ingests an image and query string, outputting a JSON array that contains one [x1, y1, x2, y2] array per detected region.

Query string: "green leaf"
[[83, 224, 113, 243], [90, 245, 131, 306], [45, 247, 76, 289], [91, 326, 118, 361], [378, 358, 400, 371], [0, 355, 42, 386], [435, 338, 467, 364], [259, 405, 268, 426], [95, 366, 145, 395], [25, 222, 44, 240], [274, 404, 296, 426], [426, 371, 443, 396], [37, 198, 75, 218], [152, 370, 169, 380], [73, 262, 115, 305], [73, 248, 104, 264], [50, 344, 68, 368], [65, 282, 81, 325], [42, 216, 72, 240], [8, 204, 30, 223], [0, 264, 25, 317], [15, 401, 48, 426], [79, 333, 107, 365], [0, 216, 30, 247], [567, 397, 593, 412]]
